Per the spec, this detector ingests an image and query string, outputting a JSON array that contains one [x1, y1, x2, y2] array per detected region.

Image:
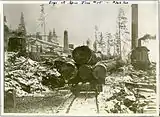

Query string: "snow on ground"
[[4, 52, 59, 97], [4, 50, 157, 114]]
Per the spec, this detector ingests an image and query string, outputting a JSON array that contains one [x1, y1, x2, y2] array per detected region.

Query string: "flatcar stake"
[[95, 85, 99, 114]]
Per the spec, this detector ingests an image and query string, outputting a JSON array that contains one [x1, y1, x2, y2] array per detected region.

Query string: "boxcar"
[[8, 36, 26, 53]]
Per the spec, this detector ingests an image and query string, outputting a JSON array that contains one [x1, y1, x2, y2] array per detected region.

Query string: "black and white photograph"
[[2, 1, 159, 116]]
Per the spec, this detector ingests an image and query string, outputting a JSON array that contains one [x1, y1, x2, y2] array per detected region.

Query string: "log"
[[60, 61, 78, 81], [125, 82, 156, 91], [72, 46, 99, 65], [42, 75, 65, 88], [54, 60, 66, 72], [12, 77, 31, 93], [78, 64, 94, 82], [54, 59, 78, 80], [89, 52, 101, 65], [92, 59, 123, 84], [92, 63, 107, 80], [72, 46, 92, 65]]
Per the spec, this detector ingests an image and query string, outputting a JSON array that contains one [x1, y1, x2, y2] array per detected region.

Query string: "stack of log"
[[54, 46, 124, 85]]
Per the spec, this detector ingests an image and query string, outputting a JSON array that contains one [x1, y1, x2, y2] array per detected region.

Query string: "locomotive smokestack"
[[64, 30, 69, 53], [4, 16, 7, 23], [138, 39, 141, 47], [131, 4, 138, 49]]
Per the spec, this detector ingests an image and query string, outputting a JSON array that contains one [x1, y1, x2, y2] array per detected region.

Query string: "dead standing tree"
[[17, 12, 27, 37], [97, 32, 106, 54], [93, 25, 98, 52], [115, 8, 130, 59], [93, 40, 98, 52], [105, 32, 113, 57], [86, 38, 92, 49], [113, 32, 120, 57], [93, 25, 106, 53]]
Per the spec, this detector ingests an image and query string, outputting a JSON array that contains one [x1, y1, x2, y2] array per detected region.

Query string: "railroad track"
[[55, 93, 100, 115], [54, 92, 75, 114], [55, 85, 100, 115], [54, 78, 157, 115]]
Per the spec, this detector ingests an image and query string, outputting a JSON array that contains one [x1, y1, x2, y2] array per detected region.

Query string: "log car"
[[54, 46, 123, 95], [69, 46, 114, 95]]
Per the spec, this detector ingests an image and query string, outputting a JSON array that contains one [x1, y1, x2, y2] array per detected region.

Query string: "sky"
[[3, 3, 157, 47]]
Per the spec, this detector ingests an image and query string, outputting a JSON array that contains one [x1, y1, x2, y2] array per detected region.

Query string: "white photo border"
[[0, 0, 159, 116]]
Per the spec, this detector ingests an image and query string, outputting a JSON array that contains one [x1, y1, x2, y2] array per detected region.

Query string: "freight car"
[[8, 36, 26, 54]]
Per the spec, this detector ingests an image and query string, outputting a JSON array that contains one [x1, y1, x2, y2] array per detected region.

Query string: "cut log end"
[[72, 46, 92, 65], [93, 64, 107, 80], [61, 61, 78, 80], [78, 64, 93, 82]]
